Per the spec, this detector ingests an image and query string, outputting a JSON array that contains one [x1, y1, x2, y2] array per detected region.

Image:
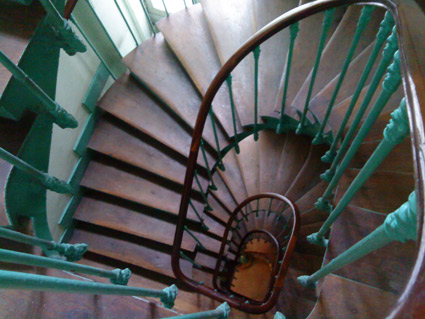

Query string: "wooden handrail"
[[172, 0, 425, 317], [64, 0, 79, 20]]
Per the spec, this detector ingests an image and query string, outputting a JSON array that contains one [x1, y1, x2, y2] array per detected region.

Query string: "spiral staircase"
[[0, 0, 423, 318]]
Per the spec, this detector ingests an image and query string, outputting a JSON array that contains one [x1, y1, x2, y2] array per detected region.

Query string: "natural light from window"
[[150, 0, 193, 14]]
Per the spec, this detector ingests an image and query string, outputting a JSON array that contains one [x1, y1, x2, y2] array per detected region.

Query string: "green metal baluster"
[[139, 0, 156, 35], [39, 0, 86, 55], [267, 198, 273, 217], [161, 302, 230, 319], [0, 227, 87, 261], [316, 31, 399, 213], [161, 0, 169, 17], [183, 0, 187, 9], [320, 26, 398, 183], [184, 226, 206, 251], [277, 22, 299, 134], [253, 46, 261, 141], [0, 50, 78, 128], [114, 0, 138, 46], [0, 146, 73, 194], [226, 75, 240, 154], [200, 140, 217, 190], [321, 12, 395, 163], [194, 170, 213, 211], [309, 99, 409, 246], [297, 8, 335, 135], [0, 248, 131, 285], [312, 6, 375, 145], [209, 109, 225, 171], [299, 192, 416, 288], [180, 251, 202, 269], [189, 199, 209, 231], [0, 270, 178, 308]]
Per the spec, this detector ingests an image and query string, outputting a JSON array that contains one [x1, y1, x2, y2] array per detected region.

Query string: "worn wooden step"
[[336, 169, 414, 214], [253, 0, 299, 116], [89, 117, 208, 192], [281, 267, 317, 301], [275, 291, 316, 319], [295, 237, 326, 256], [291, 6, 385, 114], [285, 144, 329, 201], [290, 251, 324, 274], [81, 159, 202, 222], [300, 222, 323, 236], [308, 274, 397, 319], [210, 173, 238, 213], [0, 1, 44, 96], [71, 227, 191, 280], [201, 0, 256, 126], [259, 130, 286, 193], [273, 131, 311, 194], [157, 4, 236, 136], [236, 135, 260, 198], [123, 33, 227, 150], [74, 196, 200, 252], [300, 208, 329, 226], [274, 0, 345, 113], [98, 73, 214, 167], [325, 205, 416, 294]]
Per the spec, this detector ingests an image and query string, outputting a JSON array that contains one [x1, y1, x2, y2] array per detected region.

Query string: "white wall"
[[47, 0, 152, 241]]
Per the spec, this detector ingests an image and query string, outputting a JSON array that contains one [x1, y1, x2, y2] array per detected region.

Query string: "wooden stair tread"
[[274, 0, 345, 113], [325, 205, 416, 293], [157, 4, 235, 136], [201, 0, 256, 126], [281, 267, 317, 301], [123, 33, 227, 149], [253, 0, 299, 116], [81, 160, 202, 222], [210, 173, 238, 213], [285, 144, 329, 202], [290, 251, 323, 274], [300, 208, 328, 226], [98, 73, 212, 166], [291, 6, 385, 113], [275, 291, 316, 319], [89, 117, 208, 192], [336, 169, 414, 214], [236, 135, 260, 198], [74, 196, 197, 252], [309, 275, 397, 319], [71, 228, 191, 279], [0, 1, 45, 95], [273, 131, 311, 194], [259, 130, 286, 193]]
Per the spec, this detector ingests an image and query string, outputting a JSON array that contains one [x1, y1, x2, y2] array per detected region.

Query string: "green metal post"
[[0, 248, 131, 285], [161, 302, 230, 319], [114, 0, 139, 46], [161, 0, 169, 17], [138, 0, 156, 35], [319, 26, 398, 184], [0, 227, 87, 261], [226, 75, 240, 154], [297, 8, 335, 134], [200, 140, 217, 190], [183, 0, 187, 9], [309, 99, 409, 246], [189, 199, 209, 231], [321, 12, 395, 163], [316, 51, 401, 213], [253, 46, 261, 141], [184, 226, 206, 251], [277, 22, 299, 134], [312, 6, 375, 145], [0, 50, 78, 129], [0, 147, 73, 194], [180, 251, 202, 269], [194, 171, 213, 211], [209, 109, 225, 171], [299, 192, 416, 288], [39, 0, 86, 55], [0, 270, 178, 308]]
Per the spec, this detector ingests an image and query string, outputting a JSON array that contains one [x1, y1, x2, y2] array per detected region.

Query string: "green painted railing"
[[298, 192, 416, 288], [0, 270, 178, 309]]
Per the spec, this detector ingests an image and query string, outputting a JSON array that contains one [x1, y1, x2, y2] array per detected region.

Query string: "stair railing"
[[172, 0, 425, 318]]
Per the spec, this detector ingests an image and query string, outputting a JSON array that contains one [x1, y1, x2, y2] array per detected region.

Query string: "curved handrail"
[[172, 0, 425, 317]]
